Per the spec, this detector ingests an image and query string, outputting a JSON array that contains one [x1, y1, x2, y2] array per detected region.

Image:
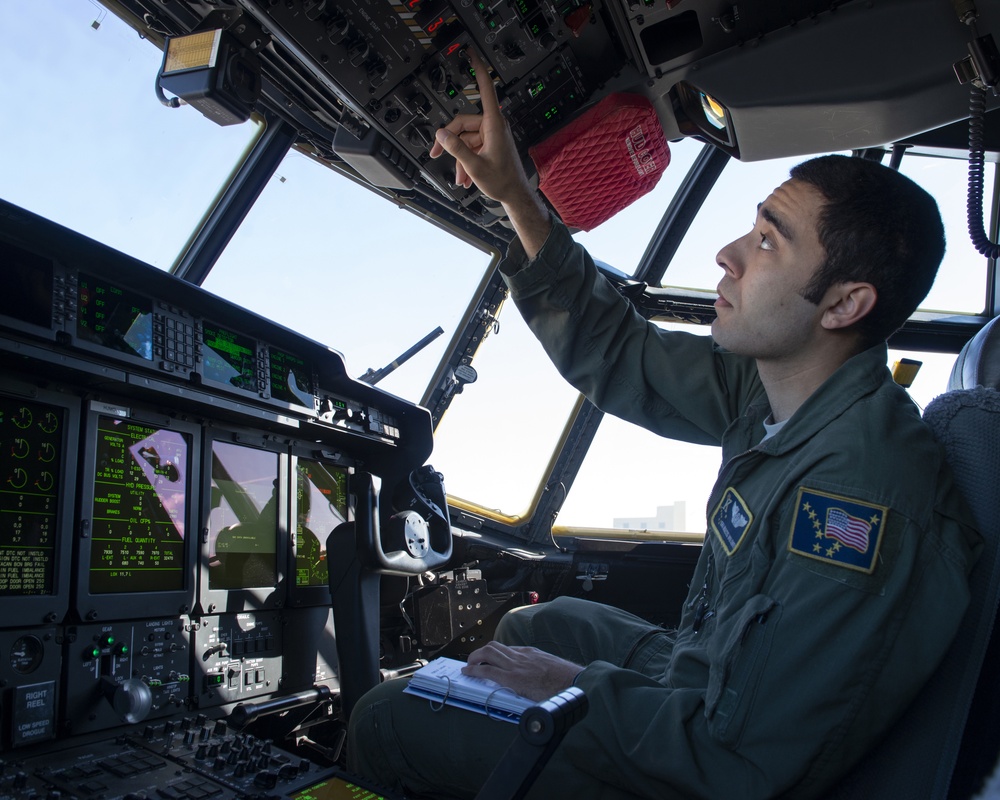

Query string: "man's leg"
[[349, 597, 673, 798], [348, 677, 519, 799], [496, 596, 673, 674]]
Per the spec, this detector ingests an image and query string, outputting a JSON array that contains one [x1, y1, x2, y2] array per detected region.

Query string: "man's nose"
[[716, 237, 742, 277]]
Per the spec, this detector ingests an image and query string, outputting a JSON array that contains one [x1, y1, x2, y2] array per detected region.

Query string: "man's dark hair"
[[790, 154, 945, 345]]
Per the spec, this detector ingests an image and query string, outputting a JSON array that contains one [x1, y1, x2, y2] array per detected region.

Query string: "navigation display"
[[77, 272, 153, 360], [288, 774, 389, 800], [88, 416, 189, 593], [0, 241, 53, 331], [0, 397, 62, 596], [295, 460, 348, 588], [202, 323, 258, 393], [208, 440, 279, 590], [269, 347, 315, 408]]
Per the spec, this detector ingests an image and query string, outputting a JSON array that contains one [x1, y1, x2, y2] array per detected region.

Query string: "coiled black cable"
[[967, 85, 1000, 257]]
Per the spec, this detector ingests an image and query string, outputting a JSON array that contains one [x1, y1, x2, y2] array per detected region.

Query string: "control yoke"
[[380, 464, 452, 573], [327, 466, 453, 717]]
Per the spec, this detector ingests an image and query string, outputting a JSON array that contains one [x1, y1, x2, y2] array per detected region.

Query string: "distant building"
[[613, 502, 686, 532]]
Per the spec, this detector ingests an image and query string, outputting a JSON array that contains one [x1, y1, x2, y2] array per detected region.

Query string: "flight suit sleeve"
[[500, 222, 763, 446]]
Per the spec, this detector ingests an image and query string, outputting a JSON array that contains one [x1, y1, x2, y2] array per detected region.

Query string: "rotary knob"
[[104, 677, 153, 724]]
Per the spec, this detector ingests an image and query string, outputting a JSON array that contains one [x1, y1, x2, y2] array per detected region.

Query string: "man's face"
[[712, 178, 829, 362]]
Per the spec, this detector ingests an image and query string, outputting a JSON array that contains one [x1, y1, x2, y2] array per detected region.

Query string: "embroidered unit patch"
[[710, 487, 753, 555], [788, 488, 888, 573]]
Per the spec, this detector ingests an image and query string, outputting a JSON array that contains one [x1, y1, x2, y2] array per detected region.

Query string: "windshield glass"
[[431, 137, 707, 520], [661, 150, 994, 315], [201, 152, 493, 403], [0, 4, 260, 270]]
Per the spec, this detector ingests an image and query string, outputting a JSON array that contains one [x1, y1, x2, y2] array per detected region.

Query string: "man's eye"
[[759, 233, 775, 251]]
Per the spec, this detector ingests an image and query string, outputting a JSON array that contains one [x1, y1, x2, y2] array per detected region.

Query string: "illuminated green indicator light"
[[515, 0, 538, 17], [543, 105, 559, 120], [446, 84, 458, 98], [486, 18, 498, 30], [207, 674, 224, 685], [528, 81, 545, 98]]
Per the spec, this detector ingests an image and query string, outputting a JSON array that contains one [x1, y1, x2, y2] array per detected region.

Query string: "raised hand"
[[430, 51, 552, 257]]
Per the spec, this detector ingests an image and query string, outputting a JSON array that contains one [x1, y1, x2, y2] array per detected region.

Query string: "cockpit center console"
[[0, 198, 432, 798]]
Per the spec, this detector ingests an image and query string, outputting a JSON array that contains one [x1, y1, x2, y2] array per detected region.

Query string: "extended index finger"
[[467, 50, 500, 118]]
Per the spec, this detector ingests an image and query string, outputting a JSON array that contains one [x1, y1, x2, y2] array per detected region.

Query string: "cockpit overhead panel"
[[143, 0, 997, 232]]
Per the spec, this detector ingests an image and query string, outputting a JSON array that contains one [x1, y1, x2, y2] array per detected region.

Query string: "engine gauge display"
[[10, 635, 44, 675]]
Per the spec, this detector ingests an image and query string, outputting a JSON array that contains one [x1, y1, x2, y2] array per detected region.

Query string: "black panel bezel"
[[287, 444, 354, 608], [0, 383, 79, 627], [74, 398, 201, 621], [198, 426, 289, 614]]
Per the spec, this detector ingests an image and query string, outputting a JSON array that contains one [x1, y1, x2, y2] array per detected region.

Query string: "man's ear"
[[821, 282, 877, 331]]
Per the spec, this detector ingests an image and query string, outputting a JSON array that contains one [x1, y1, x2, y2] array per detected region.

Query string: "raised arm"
[[429, 51, 552, 258]]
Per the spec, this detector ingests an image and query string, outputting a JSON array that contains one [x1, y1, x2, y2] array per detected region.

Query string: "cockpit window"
[[897, 151, 996, 315], [429, 139, 708, 522], [661, 149, 996, 316], [200, 150, 493, 403], [0, 4, 260, 270], [557, 322, 717, 535], [430, 291, 581, 520]]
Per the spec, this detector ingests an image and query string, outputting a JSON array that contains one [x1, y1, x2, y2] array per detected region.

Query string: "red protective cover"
[[529, 94, 670, 232]]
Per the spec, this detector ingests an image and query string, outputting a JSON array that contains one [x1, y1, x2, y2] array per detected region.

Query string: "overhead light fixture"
[[156, 29, 261, 126], [671, 81, 738, 156], [699, 92, 727, 130]]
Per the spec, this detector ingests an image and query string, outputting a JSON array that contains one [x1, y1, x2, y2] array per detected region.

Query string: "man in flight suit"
[[347, 53, 981, 799]]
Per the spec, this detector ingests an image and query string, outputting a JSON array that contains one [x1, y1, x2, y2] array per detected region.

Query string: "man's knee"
[[347, 679, 408, 785], [495, 596, 596, 645], [348, 676, 518, 799], [494, 603, 538, 645]]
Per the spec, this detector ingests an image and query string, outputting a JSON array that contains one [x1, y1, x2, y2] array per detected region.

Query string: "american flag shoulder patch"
[[787, 488, 888, 574]]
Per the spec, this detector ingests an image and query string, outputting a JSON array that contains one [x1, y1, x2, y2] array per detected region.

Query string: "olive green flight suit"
[[348, 222, 980, 799]]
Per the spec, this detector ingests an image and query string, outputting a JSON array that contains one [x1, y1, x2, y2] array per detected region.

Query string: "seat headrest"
[[949, 315, 1000, 390]]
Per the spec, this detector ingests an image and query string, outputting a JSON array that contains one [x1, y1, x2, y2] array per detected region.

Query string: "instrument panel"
[[0, 708, 388, 799], [0, 198, 433, 789], [0, 233, 406, 442]]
